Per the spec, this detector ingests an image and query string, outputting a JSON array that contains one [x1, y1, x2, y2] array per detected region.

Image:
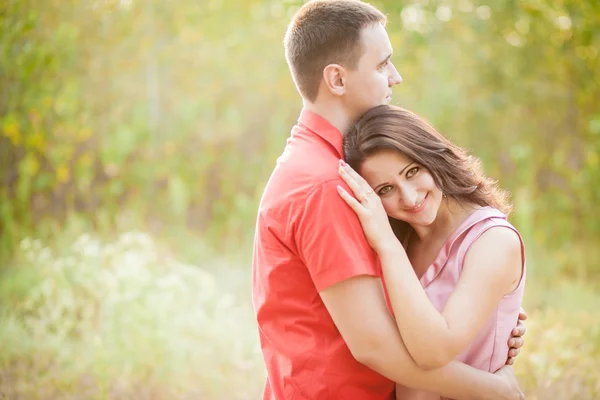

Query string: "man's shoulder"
[[257, 164, 346, 245], [264, 141, 339, 200], [263, 161, 339, 208], [257, 121, 343, 220]]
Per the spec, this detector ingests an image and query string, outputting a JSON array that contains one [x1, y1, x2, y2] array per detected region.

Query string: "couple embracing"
[[252, 1, 527, 399]]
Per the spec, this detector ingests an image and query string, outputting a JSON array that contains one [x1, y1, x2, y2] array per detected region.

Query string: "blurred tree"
[[1, 0, 598, 278]]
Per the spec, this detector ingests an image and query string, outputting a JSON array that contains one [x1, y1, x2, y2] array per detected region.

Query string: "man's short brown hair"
[[284, 0, 387, 102]]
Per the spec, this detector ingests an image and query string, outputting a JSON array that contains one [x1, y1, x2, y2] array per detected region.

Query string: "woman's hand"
[[336, 160, 399, 254]]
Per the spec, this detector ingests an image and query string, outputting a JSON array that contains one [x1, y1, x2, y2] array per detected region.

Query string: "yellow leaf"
[[3, 117, 21, 146], [27, 131, 45, 151], [79, 153, 94, 168], [78, 127, 93, 141], [56, 166, 70, 184], [29, 155, 40, 176]]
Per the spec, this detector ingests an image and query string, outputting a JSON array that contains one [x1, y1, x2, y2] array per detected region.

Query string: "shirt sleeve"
[[295, 179, 380, 292]]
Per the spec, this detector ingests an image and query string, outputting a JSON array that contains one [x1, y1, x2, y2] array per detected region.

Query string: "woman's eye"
[[406, 166, 419, 178], [378, 186, 392, 195]]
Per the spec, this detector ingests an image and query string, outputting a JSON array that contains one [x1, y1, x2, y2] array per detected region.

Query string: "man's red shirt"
[[252, 109, 395, 399]]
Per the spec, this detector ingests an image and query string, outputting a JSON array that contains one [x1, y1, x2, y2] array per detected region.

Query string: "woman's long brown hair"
[[343, 105, 512, 241]]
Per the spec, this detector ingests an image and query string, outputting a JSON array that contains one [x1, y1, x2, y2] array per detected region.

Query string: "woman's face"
[[359, 149, 443, 227]]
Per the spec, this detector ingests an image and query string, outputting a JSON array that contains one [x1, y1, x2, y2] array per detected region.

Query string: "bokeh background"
[[1, 0, 599, 398]]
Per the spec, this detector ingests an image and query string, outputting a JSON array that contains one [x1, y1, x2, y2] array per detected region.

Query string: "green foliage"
[[0, 1, 599, 273]]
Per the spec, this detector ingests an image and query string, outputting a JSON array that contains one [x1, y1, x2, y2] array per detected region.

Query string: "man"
[[252, 1, 526, 399]]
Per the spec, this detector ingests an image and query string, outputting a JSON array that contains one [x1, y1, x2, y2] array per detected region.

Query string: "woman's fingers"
[[338, 166, 363, 198], [341, 162, 370, 188], [336, 185, 363, 214], [338, 161, 373, 202]]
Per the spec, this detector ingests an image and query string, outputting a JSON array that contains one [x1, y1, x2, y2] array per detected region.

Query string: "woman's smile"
[[405, 193, 428, 214]]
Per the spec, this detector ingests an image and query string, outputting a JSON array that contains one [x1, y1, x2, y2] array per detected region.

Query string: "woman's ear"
[[322, 64, 346, 97]]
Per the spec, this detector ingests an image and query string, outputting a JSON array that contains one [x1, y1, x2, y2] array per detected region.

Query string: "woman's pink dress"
[[395, 207, 527, 399], [419, 206, 526, 372]]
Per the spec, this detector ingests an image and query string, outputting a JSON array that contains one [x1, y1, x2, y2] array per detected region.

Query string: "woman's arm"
[[319, 273, 524, 399], [378, 227, 522, 369], [395, 383, 440, 400], [337, 162, 523, 369]]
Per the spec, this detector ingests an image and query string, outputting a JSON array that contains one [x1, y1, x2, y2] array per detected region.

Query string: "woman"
[[336, 105, 526, 399]]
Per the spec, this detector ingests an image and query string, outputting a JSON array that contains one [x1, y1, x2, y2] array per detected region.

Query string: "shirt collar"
[[297, 108, 344, 159]]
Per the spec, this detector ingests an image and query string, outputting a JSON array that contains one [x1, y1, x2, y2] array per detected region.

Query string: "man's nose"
[[389, 62, 402, 86]]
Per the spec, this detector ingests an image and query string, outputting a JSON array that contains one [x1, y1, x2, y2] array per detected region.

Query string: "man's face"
[[343, 24, 402, 118]]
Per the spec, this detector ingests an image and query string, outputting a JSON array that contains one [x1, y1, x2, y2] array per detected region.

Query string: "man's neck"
[[302, 98, 356, 135]]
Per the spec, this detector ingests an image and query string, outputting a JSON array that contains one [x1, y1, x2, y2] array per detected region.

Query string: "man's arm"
[[507, 310, 527, 365], [319, 275, 524, 400]]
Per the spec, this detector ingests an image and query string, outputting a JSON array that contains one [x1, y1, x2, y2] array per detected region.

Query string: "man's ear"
[[322, 63, 347, 97]]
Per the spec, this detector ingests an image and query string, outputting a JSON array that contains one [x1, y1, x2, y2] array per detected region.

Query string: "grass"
[[0, 227, 598, 399], [0, 231, 264, 399]]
